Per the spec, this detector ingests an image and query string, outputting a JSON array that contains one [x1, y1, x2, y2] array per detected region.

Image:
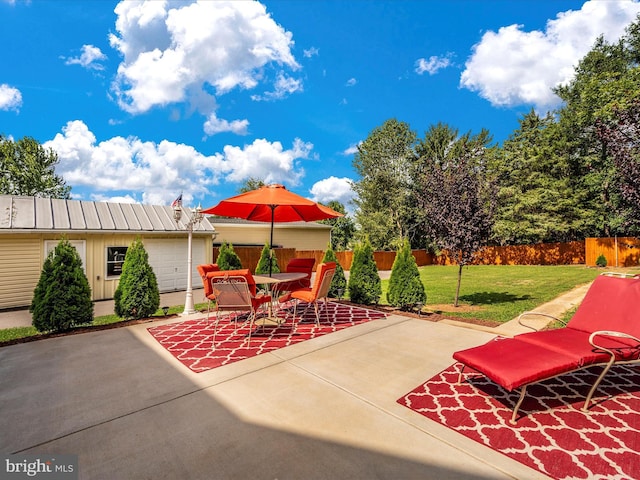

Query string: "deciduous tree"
[[352, 119, 417, 250], [0, 135, 70, 198], [415, 127, 496, 306]]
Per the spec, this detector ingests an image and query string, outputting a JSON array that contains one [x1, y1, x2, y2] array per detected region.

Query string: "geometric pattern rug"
[[397, 363, 640, 480], [148, 301, 386, 373]]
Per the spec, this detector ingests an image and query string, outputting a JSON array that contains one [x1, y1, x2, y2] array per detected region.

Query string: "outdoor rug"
[[397, 363, 639, 480], [148, 301, 386, 373]]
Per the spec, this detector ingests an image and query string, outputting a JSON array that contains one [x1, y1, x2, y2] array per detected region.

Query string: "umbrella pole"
[[269, 205, 275, 276]]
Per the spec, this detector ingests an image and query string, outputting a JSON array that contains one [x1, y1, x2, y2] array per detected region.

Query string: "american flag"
[[171, 193, 182, 208]]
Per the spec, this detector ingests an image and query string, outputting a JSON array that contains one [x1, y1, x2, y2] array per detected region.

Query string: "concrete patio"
[[0, 305, 555, 479]]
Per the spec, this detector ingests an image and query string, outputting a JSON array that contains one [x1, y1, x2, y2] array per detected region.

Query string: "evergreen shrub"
[[387, 239, 426, 309], [216, 241, 242, 270], [30, 238, 93, 332], [114, 237, 160, 319], [322, 245, 347, 298], [595, 254, 607, 268], [347, 239, 381, 305], [255, 242, 280, 274]]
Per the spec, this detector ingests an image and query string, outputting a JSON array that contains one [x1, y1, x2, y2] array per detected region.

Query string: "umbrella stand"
[[269, 205, 275, 277]]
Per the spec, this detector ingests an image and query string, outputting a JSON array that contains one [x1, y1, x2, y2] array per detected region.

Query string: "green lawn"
[[0, 303, 208, 344], [380, 265, 637, 323], [2, 265, 638, 344]]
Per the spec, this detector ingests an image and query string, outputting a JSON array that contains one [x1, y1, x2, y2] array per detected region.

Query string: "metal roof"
[[0, 195, 217, 234]]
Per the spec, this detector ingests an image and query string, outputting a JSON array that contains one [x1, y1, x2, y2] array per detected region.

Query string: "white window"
[[44, 240, 87, 274], [106, 246, 128, 279]]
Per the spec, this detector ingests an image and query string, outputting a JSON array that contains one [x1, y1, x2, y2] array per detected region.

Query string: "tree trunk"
[[454, 264, 463, 307]]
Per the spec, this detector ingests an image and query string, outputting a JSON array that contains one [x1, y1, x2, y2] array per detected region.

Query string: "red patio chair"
[[288, 261, 336, 327]]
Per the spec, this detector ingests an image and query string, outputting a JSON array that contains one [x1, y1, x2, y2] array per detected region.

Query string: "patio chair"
[[208, 271, 272, 346], [197, 263, 220, 314], [452, 273, 640, 424], [288, 261, 336, 327], [276, 258, 316, 296]]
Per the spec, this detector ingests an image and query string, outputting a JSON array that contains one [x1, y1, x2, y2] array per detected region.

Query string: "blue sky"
[[2, 0, 640, 213]]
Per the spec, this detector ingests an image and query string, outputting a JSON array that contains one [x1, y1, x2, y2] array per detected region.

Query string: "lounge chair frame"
[[453, 273, 640, 424]]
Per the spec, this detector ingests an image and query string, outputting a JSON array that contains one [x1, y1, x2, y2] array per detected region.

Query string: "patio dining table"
[[252, 272, 308, 325]]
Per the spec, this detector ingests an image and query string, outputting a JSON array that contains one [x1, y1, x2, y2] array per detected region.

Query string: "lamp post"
[[173, 202, 203, 316]]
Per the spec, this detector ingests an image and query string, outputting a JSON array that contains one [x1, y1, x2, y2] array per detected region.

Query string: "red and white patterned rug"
[[148, 301, 386, 373], [398, 363, 639, 480]]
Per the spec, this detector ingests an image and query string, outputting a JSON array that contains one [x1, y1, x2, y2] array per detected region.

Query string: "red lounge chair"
[[453, 273, 640, 424]]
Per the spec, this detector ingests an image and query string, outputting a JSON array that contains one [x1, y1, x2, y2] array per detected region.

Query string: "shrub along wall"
[[213, 239, 640, 271]]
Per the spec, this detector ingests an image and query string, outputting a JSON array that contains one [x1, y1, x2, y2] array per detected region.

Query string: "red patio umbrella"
[[202, 184, 343, 274]]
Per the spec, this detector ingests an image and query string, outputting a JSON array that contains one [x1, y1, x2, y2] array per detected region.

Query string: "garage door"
[[145, 238, 206, 292]]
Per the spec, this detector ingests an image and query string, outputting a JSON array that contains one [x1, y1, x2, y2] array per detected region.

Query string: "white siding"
[[0, 236, 42, 309]]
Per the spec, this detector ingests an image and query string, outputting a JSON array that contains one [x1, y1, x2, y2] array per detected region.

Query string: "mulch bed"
[[1, 300, 499, 348]]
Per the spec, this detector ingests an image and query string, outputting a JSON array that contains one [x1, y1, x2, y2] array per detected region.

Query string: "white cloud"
[[310, 176, 355, 208], [461, 0, 640, 110], [251, 72, 303, 101], [109, 0, 300, 114], [0, 84, 22, 112], [303, 47, 319, 58], [203, 112, 249, 136], [44, 120, 225, 206], [415, 54, 453, 75], [221, 137, 311, 185], [44, 120, 311, 204], [346, 78, 357, 87], [342, 143, 359, 156], [64, 44, 107, 70]]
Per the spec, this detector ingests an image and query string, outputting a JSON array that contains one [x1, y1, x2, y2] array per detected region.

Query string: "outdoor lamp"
[[173, 201, 204, 316]]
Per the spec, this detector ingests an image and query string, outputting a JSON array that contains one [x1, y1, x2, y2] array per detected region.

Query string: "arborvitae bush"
[[347, 239, 381, 305], [255, 242, 280, 274], [322, 245, 347, 298], [387, 238, 426, 309], [114, 237, 160, 319], [216, 241, 242, 270], [595, 254, 607, 268], [30, 238, 93, 332]]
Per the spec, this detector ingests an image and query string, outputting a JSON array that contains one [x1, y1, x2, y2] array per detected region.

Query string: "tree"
[[321, 245, 347, 298], [387, 238, 426, 310], [239, 177, 266, 193], [415, 128, 497, 306], [596, 100, 640, 235], [216, 242, 242, 270], [30, 238, 93, 332], [319, 201, 356, 250], [0, 135, 71, 198], [255, 242, 280, 274], [347, 239, 381, 305], [352, 119, 418, 250], [492, 111, 581, 244], [114, 238, 160, 320], [551, 19, 640, 238]]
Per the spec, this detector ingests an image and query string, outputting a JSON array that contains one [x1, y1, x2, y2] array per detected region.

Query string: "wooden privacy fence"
[[585, 237, 640, 267], [213, 240, 595, 271]]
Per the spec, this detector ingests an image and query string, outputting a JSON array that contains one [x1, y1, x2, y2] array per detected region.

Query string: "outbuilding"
[[0, 195, 216, 309]]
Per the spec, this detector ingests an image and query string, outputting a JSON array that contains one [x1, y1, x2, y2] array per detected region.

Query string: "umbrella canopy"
[[202, 184, 343, 274]]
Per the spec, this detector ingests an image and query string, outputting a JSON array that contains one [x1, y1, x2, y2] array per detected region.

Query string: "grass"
[[2, 265, 638, 344], [381, 265, 639, 323], [0, 303, 208, 344]]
